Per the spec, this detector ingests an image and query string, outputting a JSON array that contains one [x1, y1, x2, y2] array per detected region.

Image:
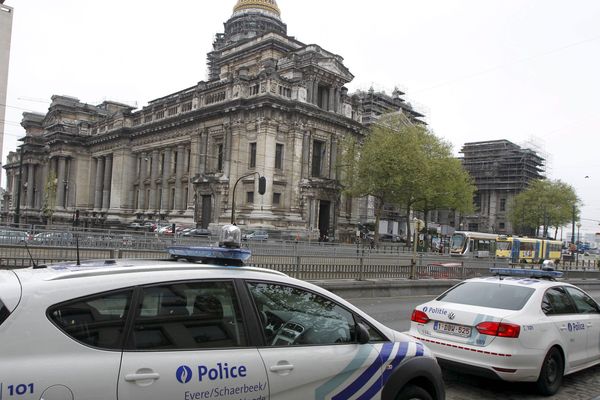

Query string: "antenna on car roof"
[[21, 239, 45, 269]]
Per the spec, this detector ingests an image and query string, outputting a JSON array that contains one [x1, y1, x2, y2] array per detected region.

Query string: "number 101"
[[8, 383, 34, 396]]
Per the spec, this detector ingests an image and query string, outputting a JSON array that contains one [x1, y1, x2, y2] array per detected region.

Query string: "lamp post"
[[410, 218, 424, 280], [576, 222, 582, 266], [230, 172, 266, 225]]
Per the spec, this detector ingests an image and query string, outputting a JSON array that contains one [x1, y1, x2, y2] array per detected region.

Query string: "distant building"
[[3, 0, 423, 240], [0, 1, 13, 187], [459, 139, 545, 234]]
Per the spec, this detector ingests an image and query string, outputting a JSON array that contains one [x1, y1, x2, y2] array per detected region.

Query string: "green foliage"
[[340, 113, 475, 243], [508, 179, 580, 236]]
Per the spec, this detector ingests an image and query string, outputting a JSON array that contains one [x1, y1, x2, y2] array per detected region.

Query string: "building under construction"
[[459, 139, 545, 234]]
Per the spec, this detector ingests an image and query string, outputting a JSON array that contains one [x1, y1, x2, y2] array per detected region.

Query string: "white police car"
[[0, 225, 444, 400], [408, 268, 600, 395]]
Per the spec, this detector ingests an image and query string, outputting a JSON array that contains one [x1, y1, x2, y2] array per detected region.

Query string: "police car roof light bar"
[[490, 268, 563, 280], [167, 246, 251, 266]]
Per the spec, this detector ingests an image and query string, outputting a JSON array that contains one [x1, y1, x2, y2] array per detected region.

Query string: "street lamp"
[[230, 172, 266, 225], [576, 222, 582, 266], [410, 218, 424, 280]]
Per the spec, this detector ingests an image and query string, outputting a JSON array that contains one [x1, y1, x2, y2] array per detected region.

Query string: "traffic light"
[[258, 176, 266, 195]]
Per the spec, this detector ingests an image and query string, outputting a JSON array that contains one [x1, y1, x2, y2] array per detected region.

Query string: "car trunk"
[[416, 301, 518, 347]]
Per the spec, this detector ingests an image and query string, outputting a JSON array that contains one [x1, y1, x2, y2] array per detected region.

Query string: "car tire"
[[395, 384, 433, 400], [536, 347, 563, 396]]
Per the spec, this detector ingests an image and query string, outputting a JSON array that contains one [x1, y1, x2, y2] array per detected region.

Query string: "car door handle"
[[269, 364, 294, 372], [124, 372, 160, 382]]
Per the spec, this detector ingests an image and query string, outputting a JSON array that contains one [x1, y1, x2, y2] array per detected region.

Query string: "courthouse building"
[[3, 0, 424, 240]]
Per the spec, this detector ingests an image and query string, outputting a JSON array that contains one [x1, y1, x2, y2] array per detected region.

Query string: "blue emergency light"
[[490, 268, 563, 279], [167, 246, 251, 266]]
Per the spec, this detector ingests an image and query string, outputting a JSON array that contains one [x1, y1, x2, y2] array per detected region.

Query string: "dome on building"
[[232, 0, 281, 19]]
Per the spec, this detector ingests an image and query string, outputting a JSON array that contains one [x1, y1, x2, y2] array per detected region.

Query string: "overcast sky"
[[2, 0, 599, 237]]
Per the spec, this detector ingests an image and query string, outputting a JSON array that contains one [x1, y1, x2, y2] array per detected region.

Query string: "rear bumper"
[[411, 334, 542, 382]]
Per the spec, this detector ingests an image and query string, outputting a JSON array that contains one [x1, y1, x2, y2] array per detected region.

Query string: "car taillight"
[[411, 309, 430, 324], [476, 321, 520, 338]]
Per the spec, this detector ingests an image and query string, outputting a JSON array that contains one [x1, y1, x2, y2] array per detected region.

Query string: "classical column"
[[328, 86, 335, 111], [26, 164, 35, 208], [56, 156, 66, 209], [138, 153, 147, 211], [94, 157, 104, 210], [102, 155, 112, 210], [160, 148, 171, 211], [174, 145, 185, 211], [149, 150, 159, 211], [313, 80, 319, 105]]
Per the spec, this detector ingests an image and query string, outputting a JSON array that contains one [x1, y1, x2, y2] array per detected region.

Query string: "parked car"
[[0, 229, 30, 244], [242, 230, 269, 241], [182, 228, 211, 237], [0, 246, 445, 400], [127, 222, 145, 230], [32, 231, 74, 245], [409, 267, 600, 395]]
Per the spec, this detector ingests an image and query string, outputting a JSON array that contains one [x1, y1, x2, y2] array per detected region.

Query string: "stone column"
[[330, 138, 338, 180], [160, 148, 171, 211], [26, 164, 35, 208], [149, 150, 159, 211], [56, 156, 66, 209], [174, 145, 185, 211], [328, 86, 335, 111], [138, 153, 147, 211], [313, 80, 319, 105], [94, 157, 104, 210], [306, 79, 313, 104], [102, 155, 112, 210]]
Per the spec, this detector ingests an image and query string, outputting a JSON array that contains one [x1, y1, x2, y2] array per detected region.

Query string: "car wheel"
[[536, 347, 564, 396], [396, 384, 433, 400]]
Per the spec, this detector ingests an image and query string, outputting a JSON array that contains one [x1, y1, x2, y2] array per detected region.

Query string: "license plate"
[[434, 321, 472, 337]]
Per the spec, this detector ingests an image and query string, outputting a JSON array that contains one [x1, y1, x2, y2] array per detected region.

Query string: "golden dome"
[[233, 0, 281, 17]]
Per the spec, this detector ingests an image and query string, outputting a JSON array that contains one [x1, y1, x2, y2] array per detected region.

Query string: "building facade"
[[0, 1, 13, 188], [459, 140, 545, 234], [3, 0, 424, 240]]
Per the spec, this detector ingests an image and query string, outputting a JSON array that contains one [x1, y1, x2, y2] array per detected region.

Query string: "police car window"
[[247, 282, 355, 346], [49, 289, 133, 350], [564, 287, 600, 314], [542, 287, 577, 315], [436, 282, 535, 310], [131, 281, 246, 350]]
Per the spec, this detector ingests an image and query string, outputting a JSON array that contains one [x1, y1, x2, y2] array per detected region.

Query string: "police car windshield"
[[0, 300, 9, 326], [437, 282, 535, 310]]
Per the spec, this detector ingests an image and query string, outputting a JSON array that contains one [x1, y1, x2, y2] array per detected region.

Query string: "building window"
[[206, 91, 226, 105], [246, 191, 254, 204], [273, 192, 281, 206], [249, 142, 257, 168], [181, 102, 193, 112], [171, 188, 176, 210], [500, 198, 506, 212], [279, 86, 291, 98], [499, 222, 506, 230], [250, 84, 259, 96], [168, 106, 178, 116], [187, 148, 191, 173], [144, 115, 153, 123], [311, 140, 326, 177], [275, 143, 283, 170], [217, 144, 224, 172], [156, 110, 165, 119], [133, 118, 141, 126], [172, 151, 178, 174]]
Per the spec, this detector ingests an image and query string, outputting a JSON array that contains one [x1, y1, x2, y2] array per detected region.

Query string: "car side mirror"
[[356, 322, 370, 344]]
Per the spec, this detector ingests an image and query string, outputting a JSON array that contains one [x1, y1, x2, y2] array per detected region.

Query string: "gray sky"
[[2, 0, 599, 238]]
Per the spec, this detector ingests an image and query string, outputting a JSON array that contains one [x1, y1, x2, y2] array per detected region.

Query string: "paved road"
[[348, 293, 600, 400]]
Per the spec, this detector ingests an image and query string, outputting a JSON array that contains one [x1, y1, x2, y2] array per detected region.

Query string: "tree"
[[508, 179, 579, 238], [341, 113, 475, 246]]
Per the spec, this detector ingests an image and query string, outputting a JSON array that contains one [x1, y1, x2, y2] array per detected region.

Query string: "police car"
[[408, 267, 600, 395], [0, 225, 444, 400]]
